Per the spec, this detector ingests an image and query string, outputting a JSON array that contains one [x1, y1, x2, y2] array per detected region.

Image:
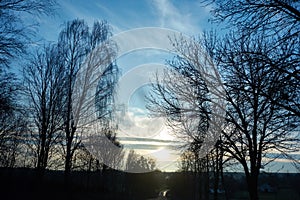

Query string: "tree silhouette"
[[148, 32, 299, 200], [23, 44, 64, 172], [57, 19, 118, 175], [0, 0, 57, 169], [125, 150, 156, 173], [0, 72, 27, 167], [0, 0, 57, 67], [205, 0, 300, 117]]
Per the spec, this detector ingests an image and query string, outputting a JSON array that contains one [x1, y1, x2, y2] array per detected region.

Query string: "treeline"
[[147, 1, 300, 200], [0, 1, 299, 200], [0, 0, 155, 176], [0, 168, 164, 200]]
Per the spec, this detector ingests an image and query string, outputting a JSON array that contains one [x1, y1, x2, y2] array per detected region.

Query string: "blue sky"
[[32, 0, 299, 173], [35, 0, 215, 172], [37, 0, 213, 41]]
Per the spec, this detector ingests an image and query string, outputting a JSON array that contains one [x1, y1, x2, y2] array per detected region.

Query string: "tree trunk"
[[37, 132, 46, 171], [214, 148, 220, 200], [64, 138, 72, 190], [246, 174, 259, 200], [65, 138, 72, 175]]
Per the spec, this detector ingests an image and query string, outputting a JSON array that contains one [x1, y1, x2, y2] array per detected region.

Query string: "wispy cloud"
[[150, 0, 208, 34]]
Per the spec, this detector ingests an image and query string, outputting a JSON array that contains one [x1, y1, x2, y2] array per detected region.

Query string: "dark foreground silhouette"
[[0, 168, 299, 200]]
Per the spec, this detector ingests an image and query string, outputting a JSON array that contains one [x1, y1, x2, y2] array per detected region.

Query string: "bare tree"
[[0, 0, 57, 169], [0, 71, 17, 116], [148, 32, 299, 200], [77, 21, 119, 173], [23, 44, 64, 172], [0, 107, 28, 168], [147, 35, 224, 200], [0, 0, 57, 67], [147, 53, 212, 154], [207, 0, 300, 40], [216, 32, 299, 200], [200, 3, 300, 197], [205, 0, 300, 117], [125, 150, 156, 173], [0, 67, 29, 168], [58, 19, 90, 175], [84, 122, 124, 172], [57, 19, 118, 175], [180, 147, 225, 200], [77, 60, 120, 173]]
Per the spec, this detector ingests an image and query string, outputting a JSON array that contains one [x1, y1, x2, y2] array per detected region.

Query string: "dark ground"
[[0, 168, 299, 200]]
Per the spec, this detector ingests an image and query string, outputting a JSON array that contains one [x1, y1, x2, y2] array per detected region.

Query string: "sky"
[[34, 0, 214, 172], [37, 0, 212, 41], [33, 0, 299, 173]]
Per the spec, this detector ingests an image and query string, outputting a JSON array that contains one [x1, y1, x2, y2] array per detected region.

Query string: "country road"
[[147, 190, 173, 200]]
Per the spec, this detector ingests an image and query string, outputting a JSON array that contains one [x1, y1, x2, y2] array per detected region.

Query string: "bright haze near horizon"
[[34, 0, 298, 173]]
